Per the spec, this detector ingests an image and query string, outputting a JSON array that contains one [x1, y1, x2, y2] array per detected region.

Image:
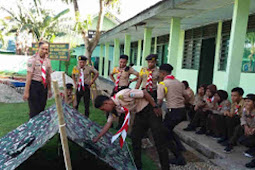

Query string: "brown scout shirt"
[[230, 99, 245, 117], [194, 94, 204, 106], [111, 67, 138, 87], [241, 108, 255, 127], [157, 78, 186, 109], [27, 54, 52, 82], [212, 100, 231, 115], [185, 88, 195, 105], [138, 67, 160, 90], [72, 65, 98, 85]]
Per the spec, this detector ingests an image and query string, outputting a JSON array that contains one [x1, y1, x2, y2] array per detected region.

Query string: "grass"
[[0, 99, 157, 170]]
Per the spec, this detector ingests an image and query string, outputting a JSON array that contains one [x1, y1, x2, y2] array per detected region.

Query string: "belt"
[[167, 107, 185, 112]]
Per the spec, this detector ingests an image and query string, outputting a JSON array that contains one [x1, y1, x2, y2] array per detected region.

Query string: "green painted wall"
[[90, 16, 117, 31]]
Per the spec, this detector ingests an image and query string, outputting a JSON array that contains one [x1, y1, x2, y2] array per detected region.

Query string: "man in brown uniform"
[[157, 64, 189, 165], [135, 54, 160, 101], [110, 55, 139, 95], [23, 41, 52, 118], [72, 55, 99, 117], [93, 89, 169, 170]]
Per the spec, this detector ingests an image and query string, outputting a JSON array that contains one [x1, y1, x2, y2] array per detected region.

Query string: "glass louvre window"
[[218, 34, 230, 71]]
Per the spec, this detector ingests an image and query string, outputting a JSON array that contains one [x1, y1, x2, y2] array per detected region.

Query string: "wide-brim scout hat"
[[244, 94, 255, 102], [159, 64, 173, 72], [78, 55, 87, 61], [120, 55, 128, 60], [146, 54, 158, 61]]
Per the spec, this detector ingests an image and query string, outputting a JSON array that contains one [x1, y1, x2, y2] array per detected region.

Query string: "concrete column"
[[99, 44, 104, 76], [113, 38, 120, 67], [136, 40, 142, 66], [104, 42, 110, 78], [124, 34, 131, 56], [212, 21, 223, 82], [224, 0, 250, 92], [167, 17, 181, 76], [142, 28, 152, 67], [131, 48, 135, 64], [154, 37, 157, 54]]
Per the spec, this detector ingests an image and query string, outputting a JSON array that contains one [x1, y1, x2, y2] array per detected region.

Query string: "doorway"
[[197, 37, 216, 89]]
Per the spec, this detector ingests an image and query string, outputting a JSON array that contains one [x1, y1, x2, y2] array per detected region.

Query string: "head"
[[231, 87, 244, 103], [214, 90, 228, 104], [244, 94, 255, 111], [78, 55, 87, 68], [94, 95, 115, 112], [146, 54, 157, 69], [119, 55, 128, 68], [159, 64, 173, 80], [182, 81, 189, 90], [38, 41, 50, 58], [205, 84, 217, 98], [66, 83, 73, 96], [198, 84, 207, 96]]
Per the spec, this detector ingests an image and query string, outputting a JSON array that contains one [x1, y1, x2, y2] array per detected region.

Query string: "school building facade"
[[97, 0, 255, 95]]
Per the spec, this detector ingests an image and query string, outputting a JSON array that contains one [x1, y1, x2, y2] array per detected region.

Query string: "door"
[[197, 38, 216, 89]]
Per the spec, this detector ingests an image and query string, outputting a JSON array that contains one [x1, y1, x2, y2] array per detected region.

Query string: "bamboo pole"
[[53, 81, 72, 170], [62, 72, 68, 103]]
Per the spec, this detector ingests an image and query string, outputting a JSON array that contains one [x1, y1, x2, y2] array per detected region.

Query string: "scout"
[[93, 89, 169, 170], [72, 55, 99, 117], [157, 64, 188, 165], [135, 54, 160, 101], [23, 40, 52, 118], [110, 54, 139, 129], [60, 83, 77, 108]]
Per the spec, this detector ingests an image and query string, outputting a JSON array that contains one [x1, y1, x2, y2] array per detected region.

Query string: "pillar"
[[154, 37, 157, 54], [99, 44, 104, 76], [136, 39, 142, 66], [104, 42, 110, 78], [224, 0, 250, 92], [142, 28, 152, 67], [167, 17, 181, 76], [113, 38, 120, 67]]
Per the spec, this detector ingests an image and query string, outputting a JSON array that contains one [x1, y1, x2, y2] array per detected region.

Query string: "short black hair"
[[231, 87, 244, 96], [39, 40, 50, 47], [216, 90, 228, 102], [182, 80, 189, 89], [120, 55, 128, 60], [159, 64, 173, 74], [94, 95, 110, 108], [66, 83, 73, 89]]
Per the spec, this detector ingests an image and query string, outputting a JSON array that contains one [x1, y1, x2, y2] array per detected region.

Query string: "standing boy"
[[72, 55, 99, 117]]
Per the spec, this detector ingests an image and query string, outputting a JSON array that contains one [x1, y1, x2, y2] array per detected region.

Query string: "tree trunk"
[[73, 0, 79, 13]]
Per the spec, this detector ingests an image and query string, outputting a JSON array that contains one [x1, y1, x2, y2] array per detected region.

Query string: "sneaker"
[[244, 148, 255, 158], [220, 140, 229, 146], [246, 159, 255, 168], [217, 137, 227, 144], [224, 144, 233, 153], [196, 128, 206, 135], [212, 134, 221, 140]]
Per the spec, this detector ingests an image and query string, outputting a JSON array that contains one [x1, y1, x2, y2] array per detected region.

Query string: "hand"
[[245, 125, 250, 136], [48, 90, 53, 98], [153, 108, 162, 117], [23, 91, 29, 101], [93, 136, 100, 143], [89, 82, 93, 88]]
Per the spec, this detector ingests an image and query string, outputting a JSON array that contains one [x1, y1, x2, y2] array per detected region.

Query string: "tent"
[[0, 103, 136, 170]]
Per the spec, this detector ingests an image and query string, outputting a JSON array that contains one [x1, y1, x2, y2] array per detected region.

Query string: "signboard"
[[88, 30, 105, 39], [31, 43, 70, 61]]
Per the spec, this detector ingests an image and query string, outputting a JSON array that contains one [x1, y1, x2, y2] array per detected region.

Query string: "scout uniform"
[[138, 54, 160, 101], [157, 64, 188, 154], [72, 56, 98, 117], [111, 89, 169, 170], [27, 53, 52, 118], [225, 94, 255, 152]]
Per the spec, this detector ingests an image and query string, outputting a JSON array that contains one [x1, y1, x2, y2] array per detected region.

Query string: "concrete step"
[[175, 121, 254, 170]]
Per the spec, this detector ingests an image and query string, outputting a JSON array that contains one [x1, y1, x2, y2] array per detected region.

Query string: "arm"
[[135, 76, 142, 89], [93, 121, 113, 143], [90, 70, 99, 86], [23, 72, 32, 101], [73, 95, 77, 108], [47, 72, 52, 98], [110, 68, 116, 83], [129, 70, 139, 84], [72, 74, 77, 89]]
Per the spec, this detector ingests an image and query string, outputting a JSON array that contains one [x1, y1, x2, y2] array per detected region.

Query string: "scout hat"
[[120, 55, 128, 60], [146, 54, 158, 61], [244, 94, 255, 102], [66, 83, 73, 89], [78, 55, 87, 61], [159, 64, 173, 72]]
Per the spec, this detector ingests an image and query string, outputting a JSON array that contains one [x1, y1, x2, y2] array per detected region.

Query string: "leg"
[[84, 86, 91, 117], [28, 82, 44, 118], [75, 89, 83, 110], [227, 116, 240, 139], [40, 87, 48, 113]]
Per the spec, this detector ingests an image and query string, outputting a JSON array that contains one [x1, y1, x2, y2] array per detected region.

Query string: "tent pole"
[[53, 81, 72, 170], [62, 72, 68, 103]]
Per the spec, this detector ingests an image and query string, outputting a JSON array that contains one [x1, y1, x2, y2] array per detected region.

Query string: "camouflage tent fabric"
[[0, 103, 136, 170]]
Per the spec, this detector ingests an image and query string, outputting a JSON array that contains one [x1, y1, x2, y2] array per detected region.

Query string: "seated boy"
[[93, 89, 169, 170], [60, 83, 77, 108], [224, 94, 255, 153]]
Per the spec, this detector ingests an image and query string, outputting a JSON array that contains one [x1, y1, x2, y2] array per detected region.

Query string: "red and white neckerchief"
[[40, 60, 47, 88], [218, 105, 222, 109], [207, 96, 214, 103], [114, 68, 123, 91], [146, 69, 154, 92], [164, 75, 175, 80], [234, 105, 240, 115], [77, 68, 85, 91], [111, 106, 130, 148]]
